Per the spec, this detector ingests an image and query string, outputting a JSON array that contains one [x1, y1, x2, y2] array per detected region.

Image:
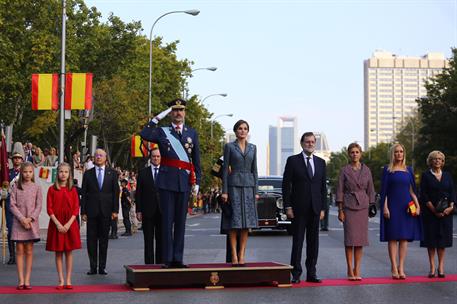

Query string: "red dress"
[[45, 186, 82, 252]]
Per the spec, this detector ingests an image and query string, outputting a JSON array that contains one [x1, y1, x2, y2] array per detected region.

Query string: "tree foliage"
[[415, 48, 457, 181], [0, 0, 225, 191]]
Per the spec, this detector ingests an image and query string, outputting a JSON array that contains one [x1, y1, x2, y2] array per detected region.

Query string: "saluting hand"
[[286, 208, 294, 219]]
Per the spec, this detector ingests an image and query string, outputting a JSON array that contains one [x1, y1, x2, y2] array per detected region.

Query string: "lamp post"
[[148, 9, 200, 117], [211, 113, 233, 139], [201, 93, 228, 106], [182, 67, 217, 98]]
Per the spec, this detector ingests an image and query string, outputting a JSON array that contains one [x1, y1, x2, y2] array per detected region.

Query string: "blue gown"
[[380, 166, 422, 242]]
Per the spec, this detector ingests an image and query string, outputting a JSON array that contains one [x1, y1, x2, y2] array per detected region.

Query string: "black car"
[[255, 176, 292, 234]]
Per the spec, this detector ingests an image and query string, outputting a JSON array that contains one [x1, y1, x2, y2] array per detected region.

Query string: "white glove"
[[192, 185, 199, 196], [150, 107, 172, 124]]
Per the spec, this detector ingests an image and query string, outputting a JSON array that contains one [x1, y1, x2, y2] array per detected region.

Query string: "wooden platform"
[[124, 262, 293, 290]]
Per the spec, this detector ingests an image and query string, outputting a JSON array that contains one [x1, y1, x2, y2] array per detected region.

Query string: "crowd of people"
[[1, 97, 455, 290]]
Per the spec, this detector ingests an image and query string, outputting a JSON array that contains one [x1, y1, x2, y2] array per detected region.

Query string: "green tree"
[[415, 48, 457, 181]]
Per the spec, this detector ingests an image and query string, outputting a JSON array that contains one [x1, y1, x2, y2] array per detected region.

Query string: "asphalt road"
[[1, 207, 456, 304]]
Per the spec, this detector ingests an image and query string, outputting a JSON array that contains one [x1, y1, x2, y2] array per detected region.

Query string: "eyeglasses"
[[95, 154, 106, 157], [172, 108, 185, 112]]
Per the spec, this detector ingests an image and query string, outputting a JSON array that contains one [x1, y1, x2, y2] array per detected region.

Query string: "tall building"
[[267, 117, 299, 176], [364, 51, 448, 150], [313, 132, 331, 163]]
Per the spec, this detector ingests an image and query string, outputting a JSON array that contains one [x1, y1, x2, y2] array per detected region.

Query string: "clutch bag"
[[368, 204, 377, 218], [406, 201, 418, 217], [435, 197, 449, 213]]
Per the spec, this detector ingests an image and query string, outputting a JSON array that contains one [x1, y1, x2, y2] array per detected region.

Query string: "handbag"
[[435, 197, 449, 213], [368, 203, 377, 218], [217, 194, 232, 218], [406, 201, 418, 217]]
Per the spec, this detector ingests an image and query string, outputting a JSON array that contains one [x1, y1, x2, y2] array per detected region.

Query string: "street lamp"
[[202, 93, 228, 106], [182, 67, 218, 98], [148, 9, 200, 117], [192, 67, 217, 73], [211, 113, 233, 139]]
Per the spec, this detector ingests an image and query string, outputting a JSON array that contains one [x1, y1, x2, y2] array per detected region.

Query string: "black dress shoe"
[[291, 278, 301, 284], [98, 269, 108, 275], [173, 262, 188, 268], [306, 277, 322, 283], [86, 269, 97, 275]]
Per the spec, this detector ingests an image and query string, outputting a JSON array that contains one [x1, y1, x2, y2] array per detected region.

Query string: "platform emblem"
[[209, 272, 220, 286]]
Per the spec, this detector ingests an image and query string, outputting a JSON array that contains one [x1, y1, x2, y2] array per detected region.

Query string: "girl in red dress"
[[46, 162, 81, 289]]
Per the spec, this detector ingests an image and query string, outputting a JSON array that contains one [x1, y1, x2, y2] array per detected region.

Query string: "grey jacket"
[[222, 141, 258, 193]]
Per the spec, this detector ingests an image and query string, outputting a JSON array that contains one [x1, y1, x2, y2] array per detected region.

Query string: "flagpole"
[[59, 0, 67, 164]]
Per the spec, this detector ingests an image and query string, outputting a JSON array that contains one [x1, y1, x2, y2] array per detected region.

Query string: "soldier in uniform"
[[140, 98, 201, 268]]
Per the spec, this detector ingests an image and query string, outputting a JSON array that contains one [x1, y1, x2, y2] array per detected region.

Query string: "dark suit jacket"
[[140, 123, 201, 193], [282, 153, 327, 215], [80, 166, 120, 218], [135, 166, 161, 218]]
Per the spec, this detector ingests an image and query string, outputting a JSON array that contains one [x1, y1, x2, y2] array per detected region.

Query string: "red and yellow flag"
[[31, 74, 59, 110], [65, 73, 93, 110], [131, 135, 158, 158]]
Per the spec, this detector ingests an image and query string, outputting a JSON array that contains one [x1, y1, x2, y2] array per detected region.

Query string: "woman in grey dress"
[[336, 143, 375, 281], [221, 120, 258, 265]]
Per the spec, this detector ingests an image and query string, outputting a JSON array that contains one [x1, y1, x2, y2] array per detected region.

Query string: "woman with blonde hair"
[[336, 143, 375, 281], [380, 143, 422, 279], [420, 151, 455, 278]]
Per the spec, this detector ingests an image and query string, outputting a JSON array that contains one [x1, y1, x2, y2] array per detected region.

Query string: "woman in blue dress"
[[380, 143, 422, 279]]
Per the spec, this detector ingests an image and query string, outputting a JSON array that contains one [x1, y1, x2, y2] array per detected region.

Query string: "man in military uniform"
[[140, 98, 201, 268]]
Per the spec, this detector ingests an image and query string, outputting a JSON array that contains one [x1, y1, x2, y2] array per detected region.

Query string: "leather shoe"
[[161, 263, 170, 269], [98, 269, 108, 275], [86, 269, 97, 275], [291, 278, 301, 284], [306, 277, 322, 283], [173, 262, 188, 268]]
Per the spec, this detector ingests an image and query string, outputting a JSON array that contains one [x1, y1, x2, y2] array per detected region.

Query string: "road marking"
[[187, 223, 200, 227]]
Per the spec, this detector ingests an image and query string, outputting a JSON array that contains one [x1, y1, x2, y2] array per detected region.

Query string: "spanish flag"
[[31, 74, 59, 110], [65, 73, 93, 110], [131, 135, 158, 158]]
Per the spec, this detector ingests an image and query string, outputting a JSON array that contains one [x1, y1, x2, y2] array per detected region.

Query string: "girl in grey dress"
[[221, 120, 258, 265], [336, 143, 375, 281]]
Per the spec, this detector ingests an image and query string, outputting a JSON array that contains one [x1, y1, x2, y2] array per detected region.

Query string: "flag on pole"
[[0, 130, 9, 184], [31, 74, 59, 110], [39, 167, 57, 183], [131, 135, 157, 158], [65, 73, 93, 110]]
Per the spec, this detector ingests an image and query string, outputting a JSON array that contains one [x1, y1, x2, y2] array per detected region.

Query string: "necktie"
[[97, 167, 103, 189], [175, 125, 182, 137], [306, 157, 313, 178], [153, 167, 158, 182]]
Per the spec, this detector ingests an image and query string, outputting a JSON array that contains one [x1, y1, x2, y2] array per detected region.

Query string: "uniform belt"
[[161, 157, 196, 185]]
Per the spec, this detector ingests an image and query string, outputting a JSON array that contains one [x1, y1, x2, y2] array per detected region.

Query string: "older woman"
[[420, 151, 455, 278], [221, 120, 258, 265], [380, 143, 422, 280], [336, 143, 375, 281]]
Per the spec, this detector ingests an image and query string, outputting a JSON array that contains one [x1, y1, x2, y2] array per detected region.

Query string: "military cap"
[[12, 152, 23, 159], [167, 98, 187, 110]]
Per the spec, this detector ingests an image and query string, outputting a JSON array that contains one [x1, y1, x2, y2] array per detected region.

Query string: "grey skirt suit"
[[222, 141, 258, 230], [336, 164, 375, 246]]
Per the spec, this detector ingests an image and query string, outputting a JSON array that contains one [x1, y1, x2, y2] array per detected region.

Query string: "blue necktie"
[[306, 157, 313, 178], [153, 167, 158, 182], [97, 167, 103, 189]]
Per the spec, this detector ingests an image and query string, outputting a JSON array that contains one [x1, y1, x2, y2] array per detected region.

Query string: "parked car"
[[255, 176, 292, 234]]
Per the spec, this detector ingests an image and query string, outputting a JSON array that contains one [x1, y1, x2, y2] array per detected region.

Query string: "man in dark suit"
[[140, 98, 201, 268], [81, 149, 120, 275], [136, 147, 162, 264], [282, 132, 327, 284]]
